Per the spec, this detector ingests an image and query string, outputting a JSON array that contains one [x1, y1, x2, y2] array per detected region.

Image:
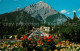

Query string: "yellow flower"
[[66, 40, 69, 44], [55, 45, 59, 47], [33, 49, 35, 51], [60, 49, 63, 51], [8, 44, 10, 46], [62, 48, 65, 51], [37, 44, 41, 47], [61, 41, 65, 43], [14, 44, 15, 46], [16, 44, 17, 46]]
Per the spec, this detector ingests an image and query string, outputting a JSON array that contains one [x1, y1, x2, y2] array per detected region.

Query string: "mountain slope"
[[0, 11, 41, 26], [46, 13, 69, 25], [22, 1, 58, 21], [14, 1, 69, 24]]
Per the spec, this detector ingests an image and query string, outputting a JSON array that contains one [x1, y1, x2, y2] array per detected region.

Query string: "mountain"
[[0, 11, 41, 26], [0, 1, 70, 26], [46, 13, 69, 25], [14, 1, 69, 25]]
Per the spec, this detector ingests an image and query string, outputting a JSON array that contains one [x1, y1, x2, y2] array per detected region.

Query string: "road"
[[28, 29, 49, 37]]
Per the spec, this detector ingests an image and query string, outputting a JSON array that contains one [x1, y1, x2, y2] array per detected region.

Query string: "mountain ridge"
[[14, 1, 59, 21], [0, 1, 70, 26], [13, 1, 69, 24], [0, 11, 41, 26]]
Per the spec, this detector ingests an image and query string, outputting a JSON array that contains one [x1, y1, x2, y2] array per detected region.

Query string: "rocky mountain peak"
[[38, 1, 44, 3], [13, 1, 69, 24], [20, 1, 58, 22], [37, 1, 51, 9], [13, 7, 21, 12]]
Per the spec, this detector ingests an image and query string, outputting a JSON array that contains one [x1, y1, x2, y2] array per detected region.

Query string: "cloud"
[[60, 10, 67, 13], [67, 12, 71, 14], [72, 10, 76, 12], [78, 9, 80, 11]]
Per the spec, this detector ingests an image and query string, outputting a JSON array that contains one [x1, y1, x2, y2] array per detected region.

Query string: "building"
[[40, 26, 54, 32]]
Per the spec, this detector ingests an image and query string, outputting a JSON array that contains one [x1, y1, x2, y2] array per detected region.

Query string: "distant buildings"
[[40, 26, 54, 32]]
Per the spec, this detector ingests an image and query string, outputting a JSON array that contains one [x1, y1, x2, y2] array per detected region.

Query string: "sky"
[[0, 0, 80, 18]]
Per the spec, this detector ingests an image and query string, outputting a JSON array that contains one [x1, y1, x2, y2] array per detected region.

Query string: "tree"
[[55, 12, 80, 42], [0, 19, 4, 39], [49, 26, 53, 34], [73, 12, 79, 21]]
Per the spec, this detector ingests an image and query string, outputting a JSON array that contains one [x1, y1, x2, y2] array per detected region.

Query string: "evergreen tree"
[[0, 19, 4, 39], [49, 26, 53, 34], [73, 12, 79, 21]]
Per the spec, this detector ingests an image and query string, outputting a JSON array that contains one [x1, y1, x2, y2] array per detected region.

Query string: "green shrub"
[[0, 43, 3, 46], [5, 42, 8, 45]]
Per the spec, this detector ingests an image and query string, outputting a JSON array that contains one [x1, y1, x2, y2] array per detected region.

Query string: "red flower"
[[24, 35, 27, 39], [24, 35, 27, 37], [44, 36, 47, 40], [21, 42, 23, 46], [39, 38, 42, 40], [53, 38, 55, 40], [41, 42, 43, 45], [26, 37, 27, 39], [37, 41, 39, 43], [33, 35, 35, 37], [20, 37, 22, 39], [22, 38, 25, 40], [47, 40, 51, 42], [48, 37, 50, 39], [28, 38, 31, 41], [40, 36, 42, 37], [50, 35, 53, 38], [59, 42, 62, 45]]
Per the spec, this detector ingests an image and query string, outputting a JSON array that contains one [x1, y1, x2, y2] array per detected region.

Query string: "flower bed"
[[20, 35, 56, 51]]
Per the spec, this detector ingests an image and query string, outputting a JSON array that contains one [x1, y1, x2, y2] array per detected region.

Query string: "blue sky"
[[0, 0, 80, 18]]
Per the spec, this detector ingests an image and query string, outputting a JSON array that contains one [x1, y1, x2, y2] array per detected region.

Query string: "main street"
[[28, 28, 49, 38]]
